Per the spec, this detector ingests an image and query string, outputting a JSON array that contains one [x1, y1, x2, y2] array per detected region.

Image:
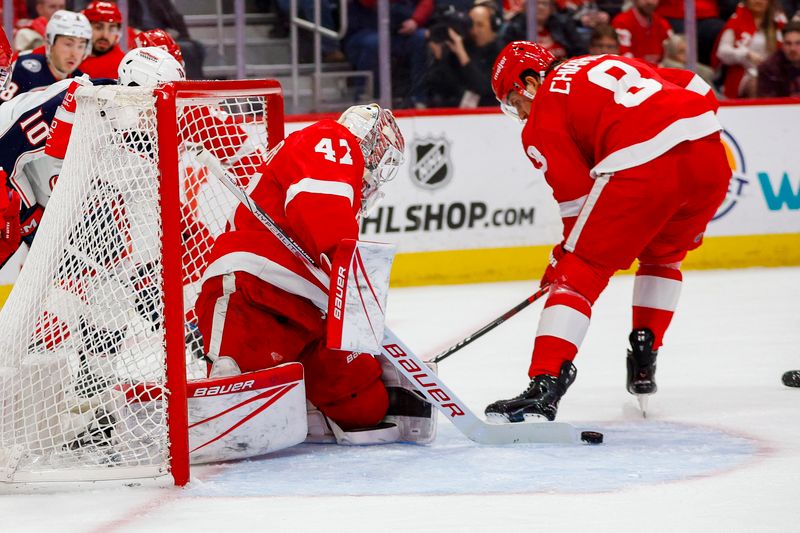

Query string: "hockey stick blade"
[[382, 328, 577, 445], [199, 149, 577, 445]]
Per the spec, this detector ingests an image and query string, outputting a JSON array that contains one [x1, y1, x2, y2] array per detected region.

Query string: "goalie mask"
[[338, 104, 405, 217], [492, 41, 555, 121], [0, 27, 10, 91], [118, 46, 186, 87]]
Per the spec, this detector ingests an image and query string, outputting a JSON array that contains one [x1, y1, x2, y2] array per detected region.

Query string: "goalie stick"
[[431, 284, 551, 364], [196, 149, 577, 445]]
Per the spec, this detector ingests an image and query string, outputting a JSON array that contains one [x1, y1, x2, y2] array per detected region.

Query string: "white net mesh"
[[0, 82, 280, 483]]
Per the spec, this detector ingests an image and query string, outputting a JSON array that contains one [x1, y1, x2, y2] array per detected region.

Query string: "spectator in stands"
[[661, 33, 717, 85], [14, 0, 65, 51], [566, 0, 610, 34], [1, 10, 90, 102], [587, 22, 619, 53], [757, 19, 800, 95], [425, 1, 504, 107], [342, 0, 431, 107], [657, 0, 726, 65], [122, 0, 205, 79], [79, 1, 124, 78], [0, 1, 31, 30], [275, 0, 346, 62], [714, 0, 786, 98], [612, 0, 672, 65], [500, 0, 587, 57]]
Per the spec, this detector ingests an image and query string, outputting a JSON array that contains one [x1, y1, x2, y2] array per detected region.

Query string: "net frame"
[[0, 80, 284, 486]]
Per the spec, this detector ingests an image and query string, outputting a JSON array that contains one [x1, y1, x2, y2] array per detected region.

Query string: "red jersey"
[[79, 46, 125, 79], [612, 9, 672, 65], [521, 55, 720, 223], [202, 120, 365, 307], [656, 0, 719, 20]]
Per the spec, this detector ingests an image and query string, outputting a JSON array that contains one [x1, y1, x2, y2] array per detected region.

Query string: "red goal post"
[[0, 80, 284, 486]]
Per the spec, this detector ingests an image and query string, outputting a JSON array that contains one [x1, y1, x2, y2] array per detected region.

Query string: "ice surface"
[[2, 267, 799, 532]]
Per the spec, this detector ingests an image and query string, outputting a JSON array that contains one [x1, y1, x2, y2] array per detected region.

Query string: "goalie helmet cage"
[[0, 80, 284, 486]]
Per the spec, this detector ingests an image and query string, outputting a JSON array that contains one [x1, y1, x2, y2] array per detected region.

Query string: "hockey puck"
[[580, 430, 604, 444], [782, 370, 800, 388]]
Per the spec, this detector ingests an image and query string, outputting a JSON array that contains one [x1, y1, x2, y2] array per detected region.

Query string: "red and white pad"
[[326, 239, 396, 354], [113, 363, 307, 465]]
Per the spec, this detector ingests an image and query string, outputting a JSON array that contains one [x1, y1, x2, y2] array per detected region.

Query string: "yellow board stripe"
[[389, 233, 800, 287], [2, 233, 798, 307]]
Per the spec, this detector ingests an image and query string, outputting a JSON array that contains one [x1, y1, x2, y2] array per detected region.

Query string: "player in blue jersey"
[[0, 10, 91, 103], [1, 27, 22, 268], [0, 47, 184, 261]]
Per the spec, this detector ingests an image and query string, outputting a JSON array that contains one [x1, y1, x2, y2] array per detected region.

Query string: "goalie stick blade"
[[381, 328, 578, 445], [467, 419, 577, 445]]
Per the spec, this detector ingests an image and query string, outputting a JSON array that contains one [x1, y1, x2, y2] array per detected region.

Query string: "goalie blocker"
[[326, 239, 396, 355]]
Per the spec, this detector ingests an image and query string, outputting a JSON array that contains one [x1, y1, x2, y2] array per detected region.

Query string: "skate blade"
[[485, 412, 551, 424], [485, 413, 510, 424], [523, 413, 550, 422], [636, 394, 650, 418]]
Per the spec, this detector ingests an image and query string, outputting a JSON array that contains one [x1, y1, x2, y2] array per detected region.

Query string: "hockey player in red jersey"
[[78, 1, 125, 79], [195, 104, 406, 434], [132, 28, 185, 67], [485, 41, 731, 422]]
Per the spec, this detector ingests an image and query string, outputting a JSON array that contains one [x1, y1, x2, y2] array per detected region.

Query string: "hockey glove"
[[541, 243, 566, 288]]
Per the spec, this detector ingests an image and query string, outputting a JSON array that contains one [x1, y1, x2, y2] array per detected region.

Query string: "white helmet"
[[118, 47, 186, 87], [338, 103, 405, 217], [46, 10, 92, 59]]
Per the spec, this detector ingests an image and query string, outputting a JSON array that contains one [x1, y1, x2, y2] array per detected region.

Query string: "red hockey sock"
[[528, 286, 592, 377], [632, 264, 683, 350]]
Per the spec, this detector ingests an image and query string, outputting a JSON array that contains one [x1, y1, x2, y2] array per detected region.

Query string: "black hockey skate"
[[626, 328, 658, 395], [485, 361, 577, 422], [782, 370, 800, 388]]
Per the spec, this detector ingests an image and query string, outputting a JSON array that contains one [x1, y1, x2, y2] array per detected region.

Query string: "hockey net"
[[0, 80, 284, 485]]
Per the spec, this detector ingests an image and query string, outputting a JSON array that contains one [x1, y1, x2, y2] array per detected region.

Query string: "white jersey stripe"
[[536, 304, 591, 348], [202, 251, 328, 310], [207, 273, 237, 360], [591, 111, 720, 177], [284, 178, 354, 211], [559, 195, 588, 218], [633, 275, 682, 311], [564, 174, 609, 252], [685, 74, 712, 96]]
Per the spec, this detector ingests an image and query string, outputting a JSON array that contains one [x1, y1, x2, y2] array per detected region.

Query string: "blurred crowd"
[[290, 0, 800, 106], [2, 0, 799, 109]]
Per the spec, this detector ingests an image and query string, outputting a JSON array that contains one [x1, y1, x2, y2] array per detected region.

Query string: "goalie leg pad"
[[379, 355, 438, 444]]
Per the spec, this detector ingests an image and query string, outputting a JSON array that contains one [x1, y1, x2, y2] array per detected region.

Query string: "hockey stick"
[[431, 284, 550, 363], [196, 149, 577, 445]]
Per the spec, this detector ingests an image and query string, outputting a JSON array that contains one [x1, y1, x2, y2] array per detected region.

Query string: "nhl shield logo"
[[409, 137, 452, 189]]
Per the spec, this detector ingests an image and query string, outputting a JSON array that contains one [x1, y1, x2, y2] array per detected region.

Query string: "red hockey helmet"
[[133, 28, 184, 66], [0, 27, 10, 90], [491, 41, 555, 108], [82, 1, 123, 24]]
